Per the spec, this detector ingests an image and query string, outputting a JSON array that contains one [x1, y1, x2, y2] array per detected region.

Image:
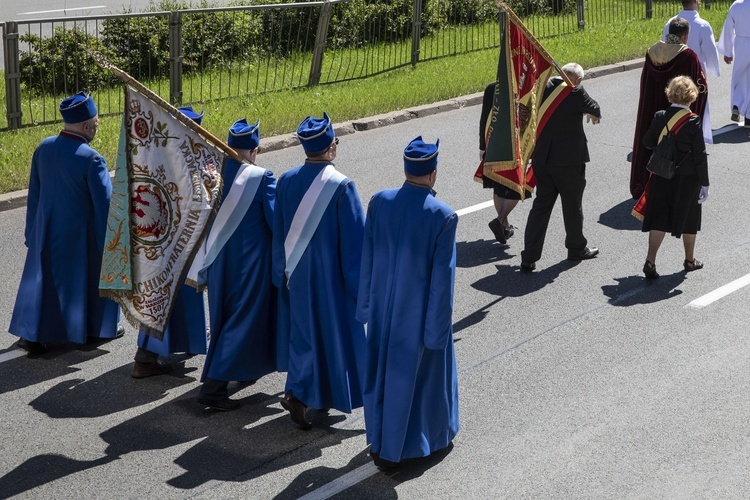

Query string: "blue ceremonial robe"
[[200, 161, 277, 382], [272, 160, 366, 412], [356, 182, 460, 463], [137, 284, 207, 356], [10, 131, 119, 344]]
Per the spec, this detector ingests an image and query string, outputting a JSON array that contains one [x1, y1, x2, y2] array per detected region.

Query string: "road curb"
[[0, 58, 642, 213]]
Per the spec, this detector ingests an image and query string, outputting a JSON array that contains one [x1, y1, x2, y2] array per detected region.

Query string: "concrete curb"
[[0, 58, 642, 213]]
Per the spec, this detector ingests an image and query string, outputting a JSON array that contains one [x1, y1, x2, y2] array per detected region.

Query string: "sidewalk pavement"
[[0, 59, 642, 213]]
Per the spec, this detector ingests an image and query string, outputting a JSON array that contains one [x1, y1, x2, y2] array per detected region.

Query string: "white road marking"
[[296, 462, 379, 500], [18, 6, 107, 16], [455, 200, 493, 217], [0, 350, 26, 363], [685, 272, 750, 309]]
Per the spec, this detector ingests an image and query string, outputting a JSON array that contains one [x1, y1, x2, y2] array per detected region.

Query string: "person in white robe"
[[717, 0, 750, 125]]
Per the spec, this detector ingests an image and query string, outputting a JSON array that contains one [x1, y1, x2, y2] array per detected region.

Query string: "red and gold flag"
[[474, 2, 570, 198]]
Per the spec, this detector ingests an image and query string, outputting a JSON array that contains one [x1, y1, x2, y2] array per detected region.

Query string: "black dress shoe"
[[131, 360, 173, 379], [17, 338, 46, 355], [281, 391, 312, 430], [568, 246, 599, 261], [731, 106, 740, 122], [643, 260, 659, 279], [520, 261, 536, 272], [745, 116, 750, 128], [370, 451, 400, 470], [197, 397, 241, 411], [504, 224, 516, 240], [488, 218, 507, 244]]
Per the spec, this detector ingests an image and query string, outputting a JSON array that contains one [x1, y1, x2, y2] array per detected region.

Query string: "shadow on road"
[[0, 343, 112, 396], [601, 273, 686, 306], [597, 199, 641, 231], [713, 125, 750, 144], [456, 238, 514, 268], [452, 261, 578, 335], [29, 361, 195, 418], [0, 384, 365, 497], [275, 444, 455, 499]]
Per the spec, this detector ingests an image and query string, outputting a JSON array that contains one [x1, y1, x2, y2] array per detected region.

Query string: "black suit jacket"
[[532, 77, 601, 167]]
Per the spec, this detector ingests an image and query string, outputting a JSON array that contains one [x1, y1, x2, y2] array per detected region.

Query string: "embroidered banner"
[[474, 2, 568, 198], [99, 84, 224, 339]]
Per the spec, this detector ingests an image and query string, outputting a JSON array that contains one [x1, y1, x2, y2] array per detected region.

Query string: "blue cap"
[[227, 118, 260, 150], [296, 112, 335, 154], [404, 136, 439, 176], [178, 106, 204, 125], [59, 92, 97, 124]]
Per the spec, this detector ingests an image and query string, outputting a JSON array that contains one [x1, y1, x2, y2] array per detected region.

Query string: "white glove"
[[586, 114, 600, 125], [697, 186, 710, 204]]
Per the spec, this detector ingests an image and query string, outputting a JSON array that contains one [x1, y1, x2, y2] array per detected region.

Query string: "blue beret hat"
[[227, 118, 260, 150], [59, 92, 97, 124], [404, 136, 439, 176], [296, 112, 335, 154], [178, 106, 204, 125]]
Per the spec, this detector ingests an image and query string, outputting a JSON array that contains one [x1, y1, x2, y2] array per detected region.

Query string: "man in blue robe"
[[9, 92, 121, 355], [356, 136, 460, 469], [132, 106, 208, 378], [272, 112, 366, 430], [196, 118, 278, 411]]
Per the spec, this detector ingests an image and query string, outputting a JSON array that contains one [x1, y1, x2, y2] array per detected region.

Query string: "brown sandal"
[[643, 260, 659, 279], [683, 259, 704, 272]]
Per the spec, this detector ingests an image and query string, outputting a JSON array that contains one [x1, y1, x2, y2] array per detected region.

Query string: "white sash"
[[187, 163, 266, 288], [284, 164, 347, 285]]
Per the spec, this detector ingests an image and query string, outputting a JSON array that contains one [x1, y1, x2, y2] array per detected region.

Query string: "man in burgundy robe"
[[631, 17, 707, 199]]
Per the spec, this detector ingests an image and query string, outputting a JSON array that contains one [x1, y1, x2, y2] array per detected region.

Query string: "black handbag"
[[646, 115, 690, 180]]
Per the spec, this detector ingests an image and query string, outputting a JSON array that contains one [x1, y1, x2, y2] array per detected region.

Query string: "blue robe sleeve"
[[355, 198, 375, 324], [338, 180, 365, 301], [25, 148, 41, 247], [271, 176, 285, 288], [87, 154, 112, 251], [262, 170, 276, 230], [424, 213, 458, 350]]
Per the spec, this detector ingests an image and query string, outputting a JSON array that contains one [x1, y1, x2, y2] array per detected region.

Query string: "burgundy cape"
[[630, 46, 707, 199]]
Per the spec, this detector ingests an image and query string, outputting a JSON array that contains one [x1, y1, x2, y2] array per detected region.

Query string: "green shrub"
[[20, 27, 119, 95]]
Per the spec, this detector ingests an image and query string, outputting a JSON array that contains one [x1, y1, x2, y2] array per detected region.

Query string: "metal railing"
[[1, 0, 732, 130]]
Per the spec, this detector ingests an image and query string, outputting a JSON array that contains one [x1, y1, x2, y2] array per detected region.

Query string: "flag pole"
[[84, 46, 245, 164], [495, 1, 575, 87]]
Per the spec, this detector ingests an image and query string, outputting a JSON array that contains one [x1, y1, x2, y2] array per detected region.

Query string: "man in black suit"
[[520, 63, 601, 271]]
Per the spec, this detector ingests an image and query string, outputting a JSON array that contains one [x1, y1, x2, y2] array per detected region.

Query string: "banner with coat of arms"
[[474, 2, 571, 198], [99, 84, 225, 339]]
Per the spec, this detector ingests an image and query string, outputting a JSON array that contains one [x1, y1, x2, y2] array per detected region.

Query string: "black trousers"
[[522, 163, 587, 263]]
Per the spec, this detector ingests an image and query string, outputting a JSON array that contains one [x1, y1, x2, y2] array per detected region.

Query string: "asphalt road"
[[2, 63, 750, 499]]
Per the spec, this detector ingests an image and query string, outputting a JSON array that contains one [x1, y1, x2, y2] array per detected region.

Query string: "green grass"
[[0, 5, 731, 195]]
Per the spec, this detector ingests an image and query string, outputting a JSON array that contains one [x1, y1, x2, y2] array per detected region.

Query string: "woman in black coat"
[[642, 75, 709, 279]]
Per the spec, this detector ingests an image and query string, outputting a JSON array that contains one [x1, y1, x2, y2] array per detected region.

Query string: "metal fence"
[[0, 0, 730, 130]]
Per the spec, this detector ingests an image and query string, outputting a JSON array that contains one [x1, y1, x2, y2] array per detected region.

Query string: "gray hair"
[[561, 62, 584, 81]]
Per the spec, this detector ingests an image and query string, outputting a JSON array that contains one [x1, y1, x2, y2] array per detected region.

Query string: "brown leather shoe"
[[131, 361, 173, 379], [281, 391, 312, 430]]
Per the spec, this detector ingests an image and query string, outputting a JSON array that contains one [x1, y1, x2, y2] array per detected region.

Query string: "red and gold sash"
[[632, 109, 694, 220]]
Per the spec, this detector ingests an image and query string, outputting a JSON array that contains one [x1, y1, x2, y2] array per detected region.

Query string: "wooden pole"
[[83, 46, 244, 163]]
